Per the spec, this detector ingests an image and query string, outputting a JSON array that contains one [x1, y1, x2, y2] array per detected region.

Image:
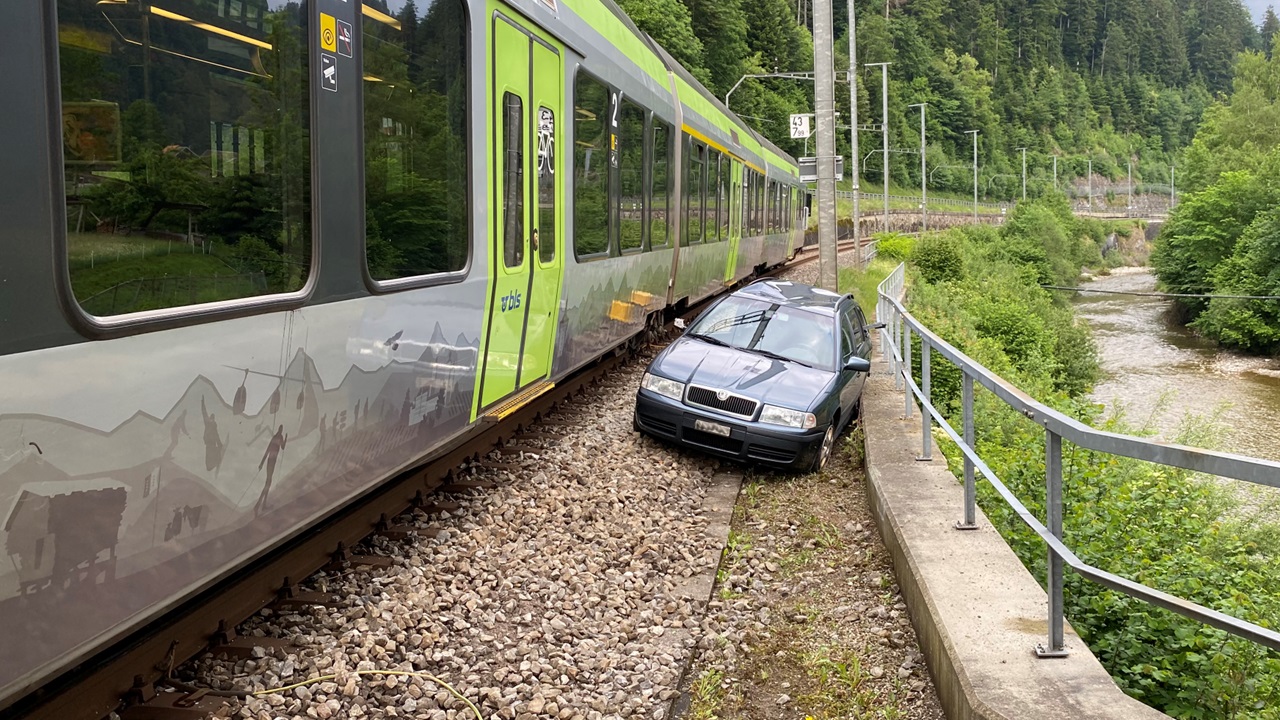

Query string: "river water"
[[1071, 268, 1280, 462]]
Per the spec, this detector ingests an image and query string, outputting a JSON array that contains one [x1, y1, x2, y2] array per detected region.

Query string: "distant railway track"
[[11, 238, 867, 720]]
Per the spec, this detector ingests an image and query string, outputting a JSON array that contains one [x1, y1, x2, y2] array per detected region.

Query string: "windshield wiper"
[[744, 347, 813, 368], [687, 332, 732, 347]]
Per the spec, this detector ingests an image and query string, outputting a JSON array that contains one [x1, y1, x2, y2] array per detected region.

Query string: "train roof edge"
[[594, 0, 800, 181]]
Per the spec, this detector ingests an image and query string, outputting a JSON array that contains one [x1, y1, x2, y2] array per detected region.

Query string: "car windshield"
[[688, 295, 836, 371]]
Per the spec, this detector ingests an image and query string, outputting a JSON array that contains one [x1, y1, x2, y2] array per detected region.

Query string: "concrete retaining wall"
[[860, 362, 1169, 720]]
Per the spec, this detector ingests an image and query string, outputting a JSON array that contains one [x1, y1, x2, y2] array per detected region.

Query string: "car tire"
[[810, 425, 835, 473]]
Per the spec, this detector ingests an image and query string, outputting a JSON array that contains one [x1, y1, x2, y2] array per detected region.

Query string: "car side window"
[[852, 306, 870, 345], [840, 309, 857, 362]]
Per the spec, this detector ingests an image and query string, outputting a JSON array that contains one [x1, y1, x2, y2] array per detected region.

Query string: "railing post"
[[1037, 429, 1069, 658], [878, 297, 888, 362], [893, 310, 903, 390], [902, 324, 913, 419], [955, 372, 978, 530], [917, 340, 932, 460]]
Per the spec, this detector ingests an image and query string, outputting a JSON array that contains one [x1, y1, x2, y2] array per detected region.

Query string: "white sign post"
[[789, 114, 812, 139]]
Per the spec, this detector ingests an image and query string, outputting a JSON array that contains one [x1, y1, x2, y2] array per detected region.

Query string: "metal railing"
[[836, 190, 1006, 210], [875, 262, 1280, 657]]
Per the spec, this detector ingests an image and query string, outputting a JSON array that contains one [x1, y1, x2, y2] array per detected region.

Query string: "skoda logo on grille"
[[716, 389, 731, 402]]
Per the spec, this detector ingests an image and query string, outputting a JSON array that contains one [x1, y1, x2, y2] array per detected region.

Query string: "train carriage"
[[0, 0, 804, 713]]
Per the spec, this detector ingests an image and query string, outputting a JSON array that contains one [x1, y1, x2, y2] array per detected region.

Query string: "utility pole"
[[1087, 158, 1093, 215], [965, 130, 978, 223], [908, 103, 926, 232], [814, 0, 838, 291], [867, 62, 891, 232], [848, 0, 860, 266], [1017, 147, 1027, 201], [1127, 158, 1133, 218]]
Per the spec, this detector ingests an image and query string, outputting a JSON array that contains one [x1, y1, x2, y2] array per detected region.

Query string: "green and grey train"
[[0, 0, 805, 709]]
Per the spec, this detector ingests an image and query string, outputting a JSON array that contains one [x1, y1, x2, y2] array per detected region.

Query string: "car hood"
[[654, 337, 835, 411]]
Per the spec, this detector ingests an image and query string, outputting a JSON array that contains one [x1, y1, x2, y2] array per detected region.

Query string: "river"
[[1071, 267, 1280, 462]]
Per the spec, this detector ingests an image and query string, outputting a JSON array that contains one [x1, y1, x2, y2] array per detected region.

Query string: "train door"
[[477, 10, 564, 416], [724, 160, 741, 283]]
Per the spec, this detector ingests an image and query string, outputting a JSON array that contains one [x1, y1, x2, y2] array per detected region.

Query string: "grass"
[[682, 440, 942, 720], [832, 180, 1008, 215], [840, 257, 900, 311], [800, 514, 842, 549], [689, 669, 725, 720], [716, 529, 753, 600]]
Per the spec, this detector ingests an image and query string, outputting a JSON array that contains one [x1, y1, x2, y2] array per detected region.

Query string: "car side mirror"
[[863, 322, 886, 331], [844, 356, 871, 373], [674, 318, 687, 330]]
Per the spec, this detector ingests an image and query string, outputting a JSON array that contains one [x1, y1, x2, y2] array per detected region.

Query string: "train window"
[[573, 73, 610, 258], [707, 152, 721, 243], [58, 0, 311, 317], [719, 158, 731, 241], [618, 100, 646, 253], [776, 183, 783, 232], [687, 141, 705, 245], [364, 0, 470, 282], [755, 174, 764, 234], [650, 121, 672, 248], [537, 107, 556, 264], [762, 179, 773, 233], [501, 93, 524, 268], [744, 172, 754, 235]]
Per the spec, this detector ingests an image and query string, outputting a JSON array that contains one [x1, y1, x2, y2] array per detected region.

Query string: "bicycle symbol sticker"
[[537, 107, 554, 178]]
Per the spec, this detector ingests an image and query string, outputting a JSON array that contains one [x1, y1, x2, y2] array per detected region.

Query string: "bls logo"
[[500, 291, 522, 312]]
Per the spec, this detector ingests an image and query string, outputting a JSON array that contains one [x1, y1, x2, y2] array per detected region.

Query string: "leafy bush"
[[955, 406, 1280, 719], [874, 232, 915, 261], [912, 233, 966, 284], [905, 200, 1280, 717]]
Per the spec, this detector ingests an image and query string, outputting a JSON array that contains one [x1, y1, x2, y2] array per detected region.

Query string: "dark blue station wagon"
[[634, 279, 878, 472]]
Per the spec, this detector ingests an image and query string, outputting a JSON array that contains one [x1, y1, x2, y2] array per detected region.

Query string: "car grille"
[[685, 385, 758, 418]]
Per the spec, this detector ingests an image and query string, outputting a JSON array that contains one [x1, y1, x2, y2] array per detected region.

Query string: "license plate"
[[694, 418, 732, 437]]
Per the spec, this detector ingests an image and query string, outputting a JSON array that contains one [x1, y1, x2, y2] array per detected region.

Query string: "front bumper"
[[634, 389, 827, 470]]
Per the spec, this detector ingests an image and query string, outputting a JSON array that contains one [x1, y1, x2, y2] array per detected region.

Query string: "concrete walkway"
[[860, 353, 1170, 720]]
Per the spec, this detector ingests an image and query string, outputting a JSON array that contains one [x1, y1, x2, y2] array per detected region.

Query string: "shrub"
[[905, 200, 1280, 717], [911, 233, 965, 284], [874, 232, 915, 261]]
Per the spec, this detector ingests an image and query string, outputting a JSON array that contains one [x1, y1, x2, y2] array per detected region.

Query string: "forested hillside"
[[618, 0, 1265, 201], [1152, 37, 1280, 351]]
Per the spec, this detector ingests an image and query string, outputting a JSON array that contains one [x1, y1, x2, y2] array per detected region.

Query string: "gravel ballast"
[[183, 357, 730, 720], [177, 246, 939, 720]]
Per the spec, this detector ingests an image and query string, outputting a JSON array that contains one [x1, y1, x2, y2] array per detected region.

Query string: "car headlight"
[[641, 372, 685, 401], [759, 404, 817, 429]]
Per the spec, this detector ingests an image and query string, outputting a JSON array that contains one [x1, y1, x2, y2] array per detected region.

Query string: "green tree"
[[1263, 6, 1280, 56], [615, 0, 707, 83], [682, 0, 748, 97]]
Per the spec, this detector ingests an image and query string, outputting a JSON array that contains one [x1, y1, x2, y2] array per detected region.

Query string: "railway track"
[[8, 239, 865, 720]]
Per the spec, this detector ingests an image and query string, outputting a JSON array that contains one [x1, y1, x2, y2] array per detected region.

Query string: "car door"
[[837, 303, 870, 422]]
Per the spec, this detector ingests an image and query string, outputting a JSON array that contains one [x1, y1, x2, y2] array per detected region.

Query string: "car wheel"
[[810, 425, 835, 473]]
